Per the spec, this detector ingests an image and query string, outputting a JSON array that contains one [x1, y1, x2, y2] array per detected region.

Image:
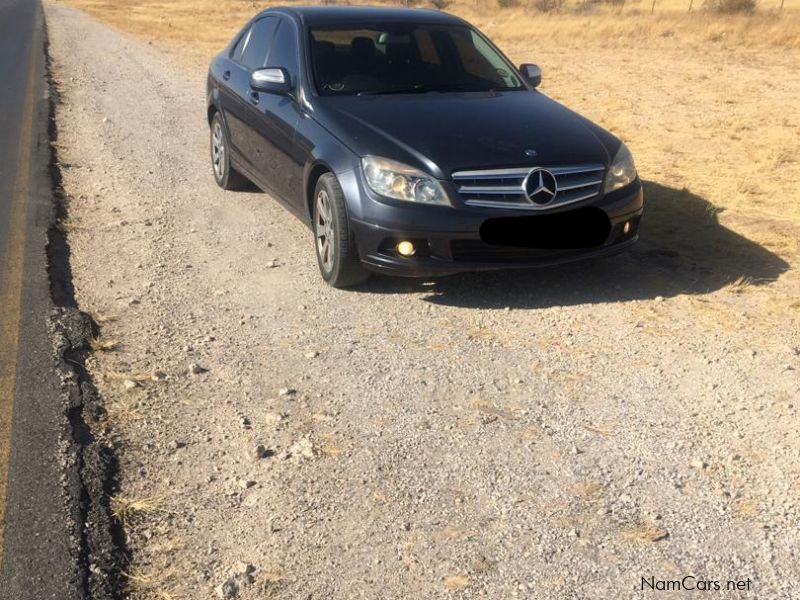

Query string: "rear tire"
[[210, 112, 248, 191], [313, 173, 370, 288]]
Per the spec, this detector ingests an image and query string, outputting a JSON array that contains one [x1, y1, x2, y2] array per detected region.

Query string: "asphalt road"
[[0, 0, 82, 597]]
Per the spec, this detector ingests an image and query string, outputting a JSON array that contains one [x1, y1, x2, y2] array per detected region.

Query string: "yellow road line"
[[0, 11, 39, 566]]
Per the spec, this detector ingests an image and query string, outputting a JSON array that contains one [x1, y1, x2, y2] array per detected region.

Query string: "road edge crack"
[[43, 21, 128, 600]]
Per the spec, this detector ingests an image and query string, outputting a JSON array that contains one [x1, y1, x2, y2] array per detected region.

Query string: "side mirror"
[[250, 67, 290, 95], [520, 64, 542, 88]]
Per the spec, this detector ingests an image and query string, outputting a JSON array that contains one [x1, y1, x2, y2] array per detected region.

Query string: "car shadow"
[[231, 180, 263, 193], [357, 181, 790, 309]]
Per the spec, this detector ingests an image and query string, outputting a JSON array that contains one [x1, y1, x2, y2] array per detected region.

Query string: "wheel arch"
[[305, 162, 334, 222], [207, 104, 218, 124]]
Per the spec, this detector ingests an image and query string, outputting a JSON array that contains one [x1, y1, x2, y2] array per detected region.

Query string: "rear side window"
[[267, 19, 299, 87], [231, 27, 251, 63], [240, 16, 278, 71]]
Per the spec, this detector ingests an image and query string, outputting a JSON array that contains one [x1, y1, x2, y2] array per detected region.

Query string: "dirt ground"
[[45, 2, 799, 598]]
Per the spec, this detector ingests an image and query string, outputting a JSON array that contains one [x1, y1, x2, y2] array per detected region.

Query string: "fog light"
[[396, 241, 416, 256], [623, 221, 631, 234]]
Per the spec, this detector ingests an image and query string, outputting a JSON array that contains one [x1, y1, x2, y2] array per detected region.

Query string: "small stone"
[[128, 297, 140, 305], [239, 480, 256, 489], [240, 417, 251, 429], [690, 458, 707, 470], [216, 578, 239, 599], [264, 412, 284, 430], [278, 387, 296, 397], [654, 296, 665, 302], [235, 563, 256, 577], [287, 436, 316, 461], [304, 351, 319, 359], [170, 440, 187, 450], [122, 379, 138, 390], [253, 444, 272, 460], [151, 370, 167, 381], [189, 363, 208, 375]]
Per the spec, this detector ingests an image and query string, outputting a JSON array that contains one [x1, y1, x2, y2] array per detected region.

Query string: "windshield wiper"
[[358, 85, 436, 96], [358, 83, 508, 96]]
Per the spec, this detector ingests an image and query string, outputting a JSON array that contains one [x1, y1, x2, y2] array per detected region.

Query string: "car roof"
[[263, 5, 467, 27]]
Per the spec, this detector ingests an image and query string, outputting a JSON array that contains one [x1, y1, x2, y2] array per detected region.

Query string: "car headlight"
[[361, 156, 449, 206], [604, 143, 637, 193]]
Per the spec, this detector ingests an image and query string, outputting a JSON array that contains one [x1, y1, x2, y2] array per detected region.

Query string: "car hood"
[[313, 90, 619, 179]]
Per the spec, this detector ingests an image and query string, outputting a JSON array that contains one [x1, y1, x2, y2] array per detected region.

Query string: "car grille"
[[452, 164, 605, 210]]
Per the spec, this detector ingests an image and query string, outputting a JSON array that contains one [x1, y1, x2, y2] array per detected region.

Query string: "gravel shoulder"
[[45, 4, 799, 598]]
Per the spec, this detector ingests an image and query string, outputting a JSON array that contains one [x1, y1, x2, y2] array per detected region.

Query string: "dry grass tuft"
[[111, 495, 168, 526], [90, 336, 120, 352], [445, 574, 471, 590], [256, 567, 286, 593], [732, 496, 759, 517], [723, 276, 753, 293], [623, 521, 670, 542], [94, 312, 119, 324], [55, 217, 80, 232], [123, 567, 178, 600], [583, 423, 614, 437]]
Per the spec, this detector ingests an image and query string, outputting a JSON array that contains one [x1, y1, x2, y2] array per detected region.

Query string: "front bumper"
[[349, 180, 644, 277]]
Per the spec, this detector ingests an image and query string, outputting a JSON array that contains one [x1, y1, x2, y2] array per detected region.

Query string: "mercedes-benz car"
[[207, 6, 643, 287]]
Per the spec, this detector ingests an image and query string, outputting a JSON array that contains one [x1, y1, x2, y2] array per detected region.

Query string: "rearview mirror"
[[250, 67, 290, 95], [520, 64, 542, 88]]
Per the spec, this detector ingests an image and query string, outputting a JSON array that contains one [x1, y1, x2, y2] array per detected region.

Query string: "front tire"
[[210, 112, 247, 190], [313, 173, 370, 288]]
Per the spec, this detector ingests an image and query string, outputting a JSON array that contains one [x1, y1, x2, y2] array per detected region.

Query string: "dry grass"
[[89, 335, 120, 352], [93, 312, 119, 324], [623, 520, 670, 542], [123, 567, 178, 600], [52, 0, 800, 64], [111, 495, 168, 526], [55, 217, 80, 232], [445, 574, 471, 590], [722, 275, 753, 293]]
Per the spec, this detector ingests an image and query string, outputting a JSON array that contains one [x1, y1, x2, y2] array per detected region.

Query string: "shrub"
[[431, 0, 453, 9], [704, 0, 757, 12], [533, 0, 566, 11], [498, 0, 521, 7]]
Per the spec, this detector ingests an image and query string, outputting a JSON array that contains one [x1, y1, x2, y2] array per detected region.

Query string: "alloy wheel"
[[211, 120, 225, 180], [315, 189, 335, 273]]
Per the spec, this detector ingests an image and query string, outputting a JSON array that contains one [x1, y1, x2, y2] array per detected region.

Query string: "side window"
[[231, 26, 251, 63], [240, 16, 278, 71], [266, 19, 299, 87]]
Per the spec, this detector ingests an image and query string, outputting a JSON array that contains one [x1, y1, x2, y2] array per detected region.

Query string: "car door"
[[218, 16, 278, 173], [247, 17, 305, 207]]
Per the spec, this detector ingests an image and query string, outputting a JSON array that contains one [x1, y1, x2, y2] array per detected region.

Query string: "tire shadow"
[[358, 181, 790, 309]]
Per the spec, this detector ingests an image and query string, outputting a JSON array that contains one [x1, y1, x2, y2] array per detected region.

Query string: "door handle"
[[222, 70, 231, 81], [248, 90, 259, 105]]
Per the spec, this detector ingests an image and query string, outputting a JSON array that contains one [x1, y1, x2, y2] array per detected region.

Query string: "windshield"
[[309, 23, 524, 96]]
